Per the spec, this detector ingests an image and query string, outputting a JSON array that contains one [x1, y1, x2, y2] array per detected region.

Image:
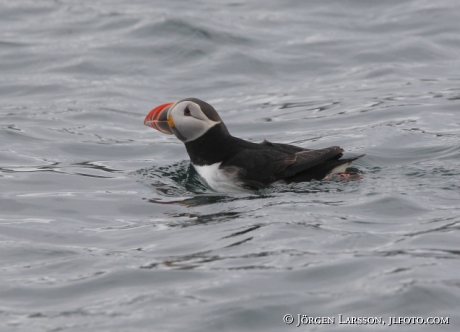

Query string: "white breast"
[[330, 161, 353, 174], [193, 163, 250, 193]]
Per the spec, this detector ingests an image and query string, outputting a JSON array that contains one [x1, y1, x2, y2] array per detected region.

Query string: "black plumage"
[[184, 118, 364, 190]]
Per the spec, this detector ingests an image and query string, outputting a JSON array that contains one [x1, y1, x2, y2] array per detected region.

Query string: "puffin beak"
[[144, 102, 175, 135]]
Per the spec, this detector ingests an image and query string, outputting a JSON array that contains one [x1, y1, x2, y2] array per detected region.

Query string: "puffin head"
[[144, 98, 229, 142]]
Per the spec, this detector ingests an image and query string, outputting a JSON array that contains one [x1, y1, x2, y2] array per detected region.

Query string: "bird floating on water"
[[144, 98, 364, 192]]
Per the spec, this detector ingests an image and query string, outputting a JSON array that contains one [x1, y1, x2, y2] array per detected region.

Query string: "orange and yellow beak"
[[144, 102, 175, 135]]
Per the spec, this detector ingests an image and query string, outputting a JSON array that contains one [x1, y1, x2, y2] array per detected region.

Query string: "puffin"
[[144, 98, 364, 192]]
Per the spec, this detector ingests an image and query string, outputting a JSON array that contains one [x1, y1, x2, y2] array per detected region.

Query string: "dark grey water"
[[1, 0, 459, 331]]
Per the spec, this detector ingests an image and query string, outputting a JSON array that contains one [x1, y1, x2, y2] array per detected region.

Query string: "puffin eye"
[[184, 107, 191, 116]]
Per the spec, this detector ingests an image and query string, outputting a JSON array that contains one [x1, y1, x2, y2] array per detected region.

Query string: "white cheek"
[[179, 118, 207, 140], [174, 116, 219, 142]]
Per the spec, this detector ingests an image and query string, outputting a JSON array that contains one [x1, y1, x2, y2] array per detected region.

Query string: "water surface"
[[1, 0, 459, 331]]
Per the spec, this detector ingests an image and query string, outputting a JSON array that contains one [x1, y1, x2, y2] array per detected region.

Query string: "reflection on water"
[[132, 160, 209, 197]]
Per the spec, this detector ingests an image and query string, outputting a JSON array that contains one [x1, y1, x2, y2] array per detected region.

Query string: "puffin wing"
[[260, 139, 309, 154], [220, 145, 344, 189], [219, 149, 295, 189], [275, 146, 344, 180]]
